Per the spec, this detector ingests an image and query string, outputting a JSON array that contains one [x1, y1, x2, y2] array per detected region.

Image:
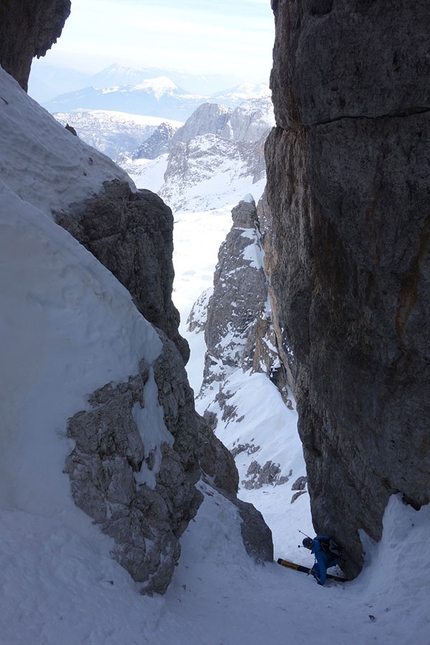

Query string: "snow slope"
[[0, 180, 163, 534], [121, 154, 170, 194], [1, 481, 428, 644], [0, 68, 131, 216]]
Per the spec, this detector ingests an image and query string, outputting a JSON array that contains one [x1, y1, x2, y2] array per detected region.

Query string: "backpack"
[[316, 536, 342, 559]]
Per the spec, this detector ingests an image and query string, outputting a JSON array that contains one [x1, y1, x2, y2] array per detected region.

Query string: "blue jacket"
[[311, 536, 338, 585]]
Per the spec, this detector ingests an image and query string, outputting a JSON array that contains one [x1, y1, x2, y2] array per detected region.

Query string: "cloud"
[[46, 0, 274, 81]]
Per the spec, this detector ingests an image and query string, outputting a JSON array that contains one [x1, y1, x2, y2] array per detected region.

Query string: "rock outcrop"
[[58, 180, 275, 586], [56, 179, 190, 363], [0, 0, 71, 91], [266, 0, 430, 579], [64, 332, 202, 595], [202, 198, 271, 391], [159, 135, 266, 212], [132, 122, 178, 160], [172, 102, 232, 145], [200, 195, 292, 403], [221, 97, 275, 143], [170, 98, 274, 147]]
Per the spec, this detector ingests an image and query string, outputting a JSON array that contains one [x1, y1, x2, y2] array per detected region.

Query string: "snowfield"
[[1, 63, 429, 644]]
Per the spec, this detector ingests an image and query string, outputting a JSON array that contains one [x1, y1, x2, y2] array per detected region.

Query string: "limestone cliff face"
[[266, 0, 430, 578], [0, 0, 71, 91]]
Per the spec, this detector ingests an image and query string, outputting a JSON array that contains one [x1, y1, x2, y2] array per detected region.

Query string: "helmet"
[[302, 537, 314, 550]]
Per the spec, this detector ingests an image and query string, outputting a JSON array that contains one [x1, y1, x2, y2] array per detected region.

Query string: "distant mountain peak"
[[209, 83, 271, 109], [131, 76, 182, 98]]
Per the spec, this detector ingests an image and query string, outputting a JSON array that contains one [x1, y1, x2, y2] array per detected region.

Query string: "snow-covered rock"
[[170, 98, 274, 146], [121, 97, 273, 212], [132, 121, 179, 159], [158, 134, 266, 212], [43, 76, 207, 121], [171, 102, 232, 145], [202, 198, 268, 386], [53, 109, 182, 161], [222, 97, 275, 142]]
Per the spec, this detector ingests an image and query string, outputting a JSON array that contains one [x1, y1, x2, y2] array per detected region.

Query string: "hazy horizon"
[[29, 0, 274, 101]]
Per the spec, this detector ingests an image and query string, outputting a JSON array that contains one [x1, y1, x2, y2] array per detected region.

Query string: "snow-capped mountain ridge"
[[119, 96, 273, 212], [43, 77, 208, 121], [54, 109, 183, 161], [87, 63, 246, 96], [43, 74, 272, 120], [211, 82, 272, 108], [131, 76, 181, 97]]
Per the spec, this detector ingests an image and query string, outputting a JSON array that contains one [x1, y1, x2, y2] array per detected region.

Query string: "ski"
[[277, 558, 346, 582]]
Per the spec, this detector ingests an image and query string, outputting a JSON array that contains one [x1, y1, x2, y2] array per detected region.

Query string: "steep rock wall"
[[202, 198, 272, 390], [266, 0, 430, 578], [0, 0, 70, 90]]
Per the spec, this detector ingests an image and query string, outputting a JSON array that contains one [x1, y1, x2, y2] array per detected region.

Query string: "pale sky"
[[41, 0, 275, 83]]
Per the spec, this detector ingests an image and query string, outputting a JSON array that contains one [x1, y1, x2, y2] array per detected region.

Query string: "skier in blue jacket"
[[302, 536, 339, 585]]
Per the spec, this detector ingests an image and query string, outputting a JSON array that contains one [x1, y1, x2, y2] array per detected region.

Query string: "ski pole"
[[297, 529, 311, 548], [298, 529, 311, 538]]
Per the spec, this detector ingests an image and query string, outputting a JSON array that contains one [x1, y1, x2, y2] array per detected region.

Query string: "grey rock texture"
[[225, 494, 274, 564], [202, 198, 272, 390], [159, 134, 266, 212], [222, 97, 275, 142], [172, 102, 232, 145], [242, 460, 289, 490], [56, 179, 189, 363], [0, 0, 70, 91], [197, 413, 239, 496], [132, 122, 178, 160], [266, 0, 430, 579], [171, 98, 274, 146], [64, 333, 203, 595], [173, 97, 274, 143]]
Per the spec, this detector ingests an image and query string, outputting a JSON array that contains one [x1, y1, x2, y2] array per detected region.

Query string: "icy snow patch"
[[133, 367, 174, 489]]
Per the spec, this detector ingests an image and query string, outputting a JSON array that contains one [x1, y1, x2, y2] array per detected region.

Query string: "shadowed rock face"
[[266, 0, 430, 578], [0, 0, 71, 90]]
